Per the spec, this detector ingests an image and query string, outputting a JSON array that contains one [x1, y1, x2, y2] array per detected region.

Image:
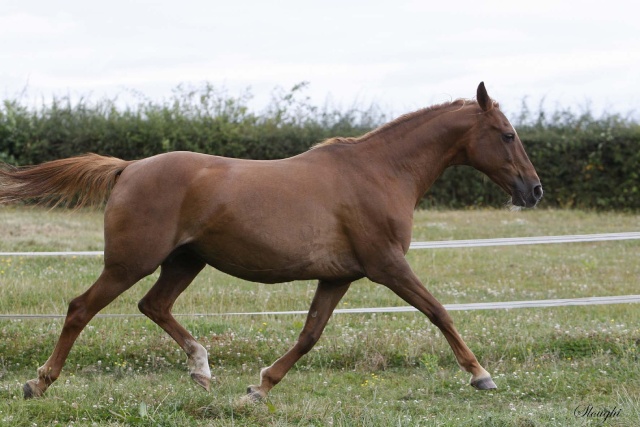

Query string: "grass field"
[[0, 206, 639, 426]]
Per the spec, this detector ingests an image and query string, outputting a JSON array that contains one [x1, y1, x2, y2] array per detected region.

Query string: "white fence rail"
[[1, 232, 639, 257], [1, 231, 638, 319], [2, 295, 640, 320]]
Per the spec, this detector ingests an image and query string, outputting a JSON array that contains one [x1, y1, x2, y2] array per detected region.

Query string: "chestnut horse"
[[0, 83, 542, 400]]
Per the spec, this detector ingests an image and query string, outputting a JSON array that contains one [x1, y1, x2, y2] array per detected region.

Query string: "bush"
[[1, 83, 638, 210], [0, 82, 384, 165], [516, 107, 640, 210]]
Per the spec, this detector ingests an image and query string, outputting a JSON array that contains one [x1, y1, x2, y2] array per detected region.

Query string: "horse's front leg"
[[243, 280, 351, 402], [366, 253, 496, 390]]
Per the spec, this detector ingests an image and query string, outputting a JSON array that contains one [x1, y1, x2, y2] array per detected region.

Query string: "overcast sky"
[[2, 0, 639, 119]]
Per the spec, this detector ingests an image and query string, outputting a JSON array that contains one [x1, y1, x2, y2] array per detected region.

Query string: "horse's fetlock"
[[36, 365, 56, 382], [259, 366, 280, 388], [259, 367, 271, 381]]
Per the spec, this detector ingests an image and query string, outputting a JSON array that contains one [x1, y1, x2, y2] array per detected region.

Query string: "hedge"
[[1, 83, 638, 210]]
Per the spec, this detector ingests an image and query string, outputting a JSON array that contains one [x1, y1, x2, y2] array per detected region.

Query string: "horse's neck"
[[363, 106, 473, 202]]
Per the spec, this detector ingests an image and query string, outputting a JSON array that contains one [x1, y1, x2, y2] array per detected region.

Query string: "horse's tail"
[[0, 153, 136, 208]]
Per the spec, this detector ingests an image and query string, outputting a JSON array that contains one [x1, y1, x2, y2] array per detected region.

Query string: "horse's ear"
[[476, 82, 492, 112]]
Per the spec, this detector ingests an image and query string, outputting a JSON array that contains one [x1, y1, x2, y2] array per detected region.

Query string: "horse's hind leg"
[[244, 280, 351, 402], [23, 264, 144, 398], [137, 251, 210, 391]]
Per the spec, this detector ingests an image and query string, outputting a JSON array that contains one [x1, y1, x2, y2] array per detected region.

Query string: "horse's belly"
[[208, 261, 358, 284], [192, 237, 363, 284]]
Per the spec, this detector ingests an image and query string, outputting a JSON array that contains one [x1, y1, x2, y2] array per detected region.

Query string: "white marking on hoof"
[[259, 366, 271, 383], [185, 340, 211, 390], [36, 365, 50, 378]]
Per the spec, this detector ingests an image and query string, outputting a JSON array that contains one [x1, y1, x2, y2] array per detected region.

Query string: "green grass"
[[1, 206, 639, 426]]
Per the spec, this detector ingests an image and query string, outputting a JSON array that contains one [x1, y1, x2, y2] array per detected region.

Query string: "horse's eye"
[[502, 133, 515, 143]]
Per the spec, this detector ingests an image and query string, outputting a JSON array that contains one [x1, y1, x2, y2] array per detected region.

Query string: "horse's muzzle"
[[532, 184, 544, 202], [513, 183, 543, 208]]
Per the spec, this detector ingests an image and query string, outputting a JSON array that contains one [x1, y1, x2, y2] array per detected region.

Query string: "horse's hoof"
[[190, 373, 211, 392], [233, 388, 265, 409], [245, 386, 266, 402], [470, 376, 497, 390], [23, 380, 44, 399]]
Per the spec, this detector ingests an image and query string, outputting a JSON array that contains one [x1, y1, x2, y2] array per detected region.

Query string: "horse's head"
[[463, 82, 543, 208]]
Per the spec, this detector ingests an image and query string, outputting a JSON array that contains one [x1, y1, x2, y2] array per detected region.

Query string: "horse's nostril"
[[533, 184, 543, 200]]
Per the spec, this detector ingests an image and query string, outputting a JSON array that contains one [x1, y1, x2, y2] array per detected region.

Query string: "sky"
[[2, 0, 639, 120]]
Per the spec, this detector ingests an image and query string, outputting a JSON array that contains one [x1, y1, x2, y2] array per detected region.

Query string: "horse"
[[0, 82, 542, 401]]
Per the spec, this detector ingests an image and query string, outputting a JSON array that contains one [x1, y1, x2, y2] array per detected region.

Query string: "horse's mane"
[[312, 98, 498, 150]]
